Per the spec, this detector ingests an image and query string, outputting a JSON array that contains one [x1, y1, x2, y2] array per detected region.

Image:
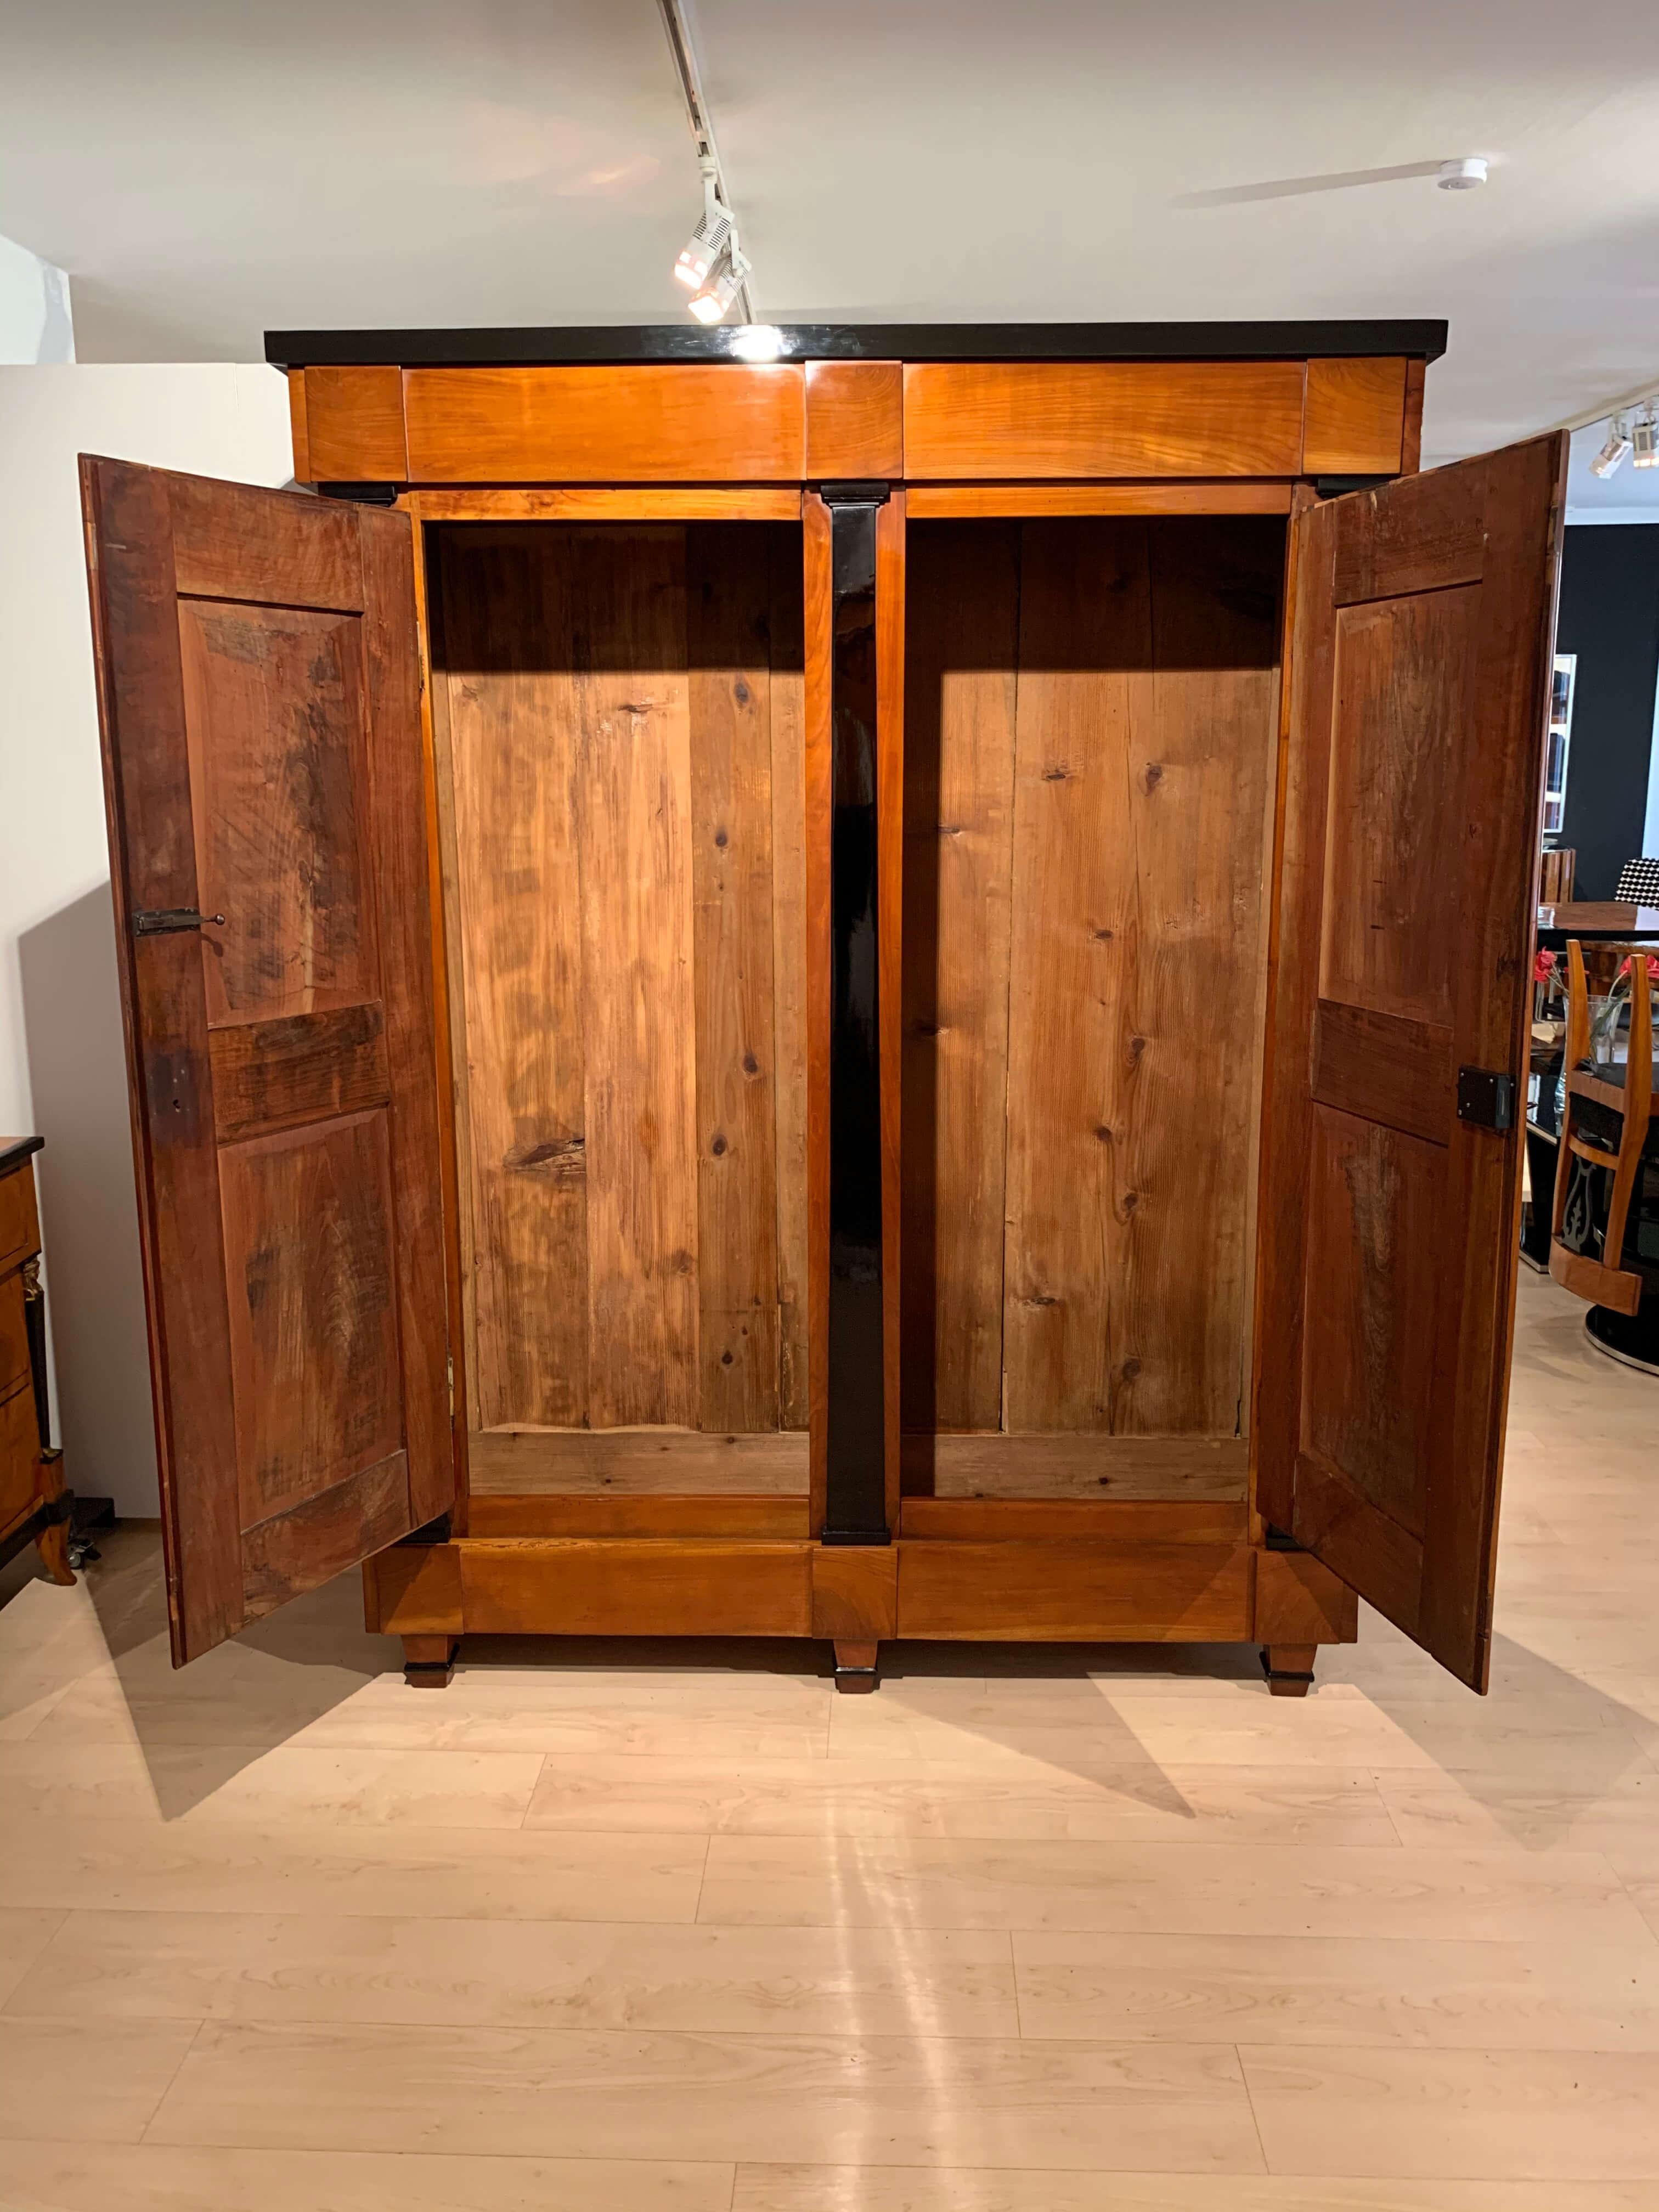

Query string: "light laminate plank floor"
[[2, 1271, 1658, 2204]]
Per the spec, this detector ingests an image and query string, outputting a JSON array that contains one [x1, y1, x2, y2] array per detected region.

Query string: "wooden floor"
[[2, 1272, 1658, 2207]]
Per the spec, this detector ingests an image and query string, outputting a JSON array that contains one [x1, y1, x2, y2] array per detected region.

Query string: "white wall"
[[0, 234, 75, 364], [0, 365, 292, 1514]]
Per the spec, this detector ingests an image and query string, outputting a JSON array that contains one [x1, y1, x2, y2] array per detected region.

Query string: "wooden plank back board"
[[431, 522, 809, 1478], [901, 515, 1283, 1488]]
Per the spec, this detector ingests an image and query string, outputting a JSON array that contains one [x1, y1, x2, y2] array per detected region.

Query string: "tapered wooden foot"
[[1261, 1642, 1317, 1697], [35, 1458, 75, 1587], [403, 1634, 457, 1688], [833, 1639, 879, 1693]]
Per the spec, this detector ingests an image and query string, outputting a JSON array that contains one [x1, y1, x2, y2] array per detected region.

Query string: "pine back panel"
[[431, 524, 808, 1489], [901, 516, 1283, 1486]]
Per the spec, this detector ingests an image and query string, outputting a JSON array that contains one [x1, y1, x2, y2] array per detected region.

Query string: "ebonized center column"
[[820, 483, 889, 1544]]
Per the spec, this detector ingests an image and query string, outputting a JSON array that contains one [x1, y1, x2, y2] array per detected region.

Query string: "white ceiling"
[[2, 0, 1656, 465]]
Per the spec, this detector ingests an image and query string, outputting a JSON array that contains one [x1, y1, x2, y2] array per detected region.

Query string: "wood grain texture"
[[907, 483, 1296, 519], [405, 489, 801, 523], [403, 507, 471, 1528], [362, 1538, 463, 1633], [436, 523, 804, 1457], [902, 363, 1306, 479], [896, 1540, 1253, 1640], [804, 361, 904, 479], [1300, 1107, 1444, 1541], [689, 527, 781, 1430], [901, 523, 1018, 1434], [0, 1163, 40, 1273], [1252, 1546, 1359, 1644], [404, 367, 806, 483], [82, 460, 448, 1662], [176, 601, 376, 1026], [437, 531, 588, 1430], [352, 507, 452, 1528], [1319, 590, 1476, 1028], [241, 1452, 409, 1622], [207, 1005, 388, 1145], [458, 1539, 814, 1637], [302, 367, 409, 484], [466, 1427, 808, 1495], [1333, 467, 1487, 605], [1310, 1000, 1453, 1148], [467, 1494, 810, 1539], [285, 369, 309, 483], [1302, 358, 1407, 477], [997, 518, 1280, 1442], [769, 533, 810, 1432], [168, 475, 362, 610], [0, 1378, 38, 1534], [571, 530, 699, 1426], [218, 1112, 402, 1529], [802, 495, 834, 1533], [811, 1546, 898, 1640], [899, 1498, 1247, 1543], [902, 1434, 1249, 1500], [1256, 436, 1565, 1688], [0, 1276, 29, 1403]]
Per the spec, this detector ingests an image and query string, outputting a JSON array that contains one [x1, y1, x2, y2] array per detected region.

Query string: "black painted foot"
[[833, 1639, 879, 1694], [403, 1634, 458, 1688]]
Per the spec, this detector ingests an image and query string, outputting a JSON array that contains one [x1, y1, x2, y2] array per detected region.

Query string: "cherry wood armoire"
[[82, 321, 1563, 1693]]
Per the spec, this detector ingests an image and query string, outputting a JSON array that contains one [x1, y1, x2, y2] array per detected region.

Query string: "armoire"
[[82, 321, 1564, 1695]]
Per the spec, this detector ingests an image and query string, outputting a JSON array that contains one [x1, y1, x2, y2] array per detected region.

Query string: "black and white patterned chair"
[[1616, 857, 1659, 906]]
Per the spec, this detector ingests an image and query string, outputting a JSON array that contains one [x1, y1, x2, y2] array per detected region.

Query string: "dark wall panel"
[[1555, 526, 1659, 899]]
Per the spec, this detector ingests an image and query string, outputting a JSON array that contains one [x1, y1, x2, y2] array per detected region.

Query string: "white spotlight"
[[1591, 417, 1632, 478], [674, 206, 732, 291], [687, 257, 743, 325], [1437, 156, 1489, 190], [1633, 409, 1658, 470]]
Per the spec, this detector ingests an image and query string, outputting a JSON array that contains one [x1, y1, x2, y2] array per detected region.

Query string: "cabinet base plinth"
[[363, 1536, 1361, 1695], [402, 1634, 458, 1688]]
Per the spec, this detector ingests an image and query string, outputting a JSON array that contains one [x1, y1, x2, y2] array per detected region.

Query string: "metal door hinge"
[[317, 481, 402, 505], [817, 480, 892, 506], [1457, 1066, 1516, 1133], [133, 908, 225, 936], [447, 1355, 455, 1415]]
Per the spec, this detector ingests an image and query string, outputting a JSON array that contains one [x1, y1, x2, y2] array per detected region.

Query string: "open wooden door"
[[83, 460, 452, 1664], [1256, 433, 1565, 1690]]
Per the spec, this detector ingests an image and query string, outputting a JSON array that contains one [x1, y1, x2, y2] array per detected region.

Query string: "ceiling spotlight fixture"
[[1592, 416, 1633, 478], [674, 156, 734, 292], [1437, 155, 1489, 190], [657, 0, 755, 325], [1633, 408, 1658, 470], [687, 255, 747, 325], [676, 156, 750, 326]]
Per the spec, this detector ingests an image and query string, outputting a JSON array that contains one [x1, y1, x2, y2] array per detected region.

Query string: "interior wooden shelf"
[[468, 1426, 809, 1496]]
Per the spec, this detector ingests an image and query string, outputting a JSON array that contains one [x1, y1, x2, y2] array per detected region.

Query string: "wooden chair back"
[[1549, 941, 1655, 1316]]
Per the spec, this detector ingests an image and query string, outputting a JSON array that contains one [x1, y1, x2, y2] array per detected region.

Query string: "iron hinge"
[[1457, 1066, 1516, 1133]]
